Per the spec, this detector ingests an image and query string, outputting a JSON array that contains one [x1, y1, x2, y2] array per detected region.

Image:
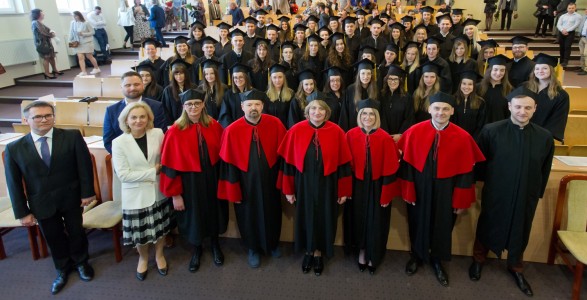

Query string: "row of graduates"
[[134, 30, 569, 148]]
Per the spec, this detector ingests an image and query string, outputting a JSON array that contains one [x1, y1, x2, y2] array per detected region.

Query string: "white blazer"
[[112, 128, 165, 210]]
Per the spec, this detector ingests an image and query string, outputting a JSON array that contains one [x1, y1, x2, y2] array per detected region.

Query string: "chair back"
[[555, 144, 569, 156], [106, 154, 113, 201], [553, 175, 587, 235], [569, 145, 587, 157], [89, 153, 102, 204]]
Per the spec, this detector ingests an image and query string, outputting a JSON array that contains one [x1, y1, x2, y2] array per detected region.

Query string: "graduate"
[[343, 16, 360, 61], [187, 20, 206, 58], [160, 36, 196, 87], [247, 38, 274, 92], [289, 70, 319, 128], [508, 36, 536, 88], [322, 66, 347, 125], [420, 6, 440, 35], [139, 38, 166, 87], [277, 98, 352, 276], [361, 17, 388, 64], [198, 59, 227, 120], [133, 62, 164, 101], [379, 65, 415, 141], [412, 61, 441, 123], [451, 70, 486, 138], [324, 32, 353, 86], [433, 14, 455, 59], [401, 41, 421, 95], [420, 36, 452, 94], [345, 99, 401, 275], [447, 36, 478, 93], [160, 88, 228, 273], [265, 24, 282, 63], [219, 28, 253, 85], [340, 59, 378, 131], [297, 34, 325, 90], [243, 16, 261, 54], [218, 63, 253, 128], [354, 9, 370, 41], [192, 36, 220, 84], [279, 41, 298, 90], [215, 22, 233, 58], [265, 63, 294, 127], [160, 59, 198, 123], [218, 89, 287, 268], [450, 8, 466, 37], [462, 19, 482, 60], [398, 92, 485, 287], [471, 87, 554, 297], [377, 43, 400, 86], [477, 54, 513, 124]]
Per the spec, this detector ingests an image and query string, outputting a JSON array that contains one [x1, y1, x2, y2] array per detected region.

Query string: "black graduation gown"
[[530, 86, 570, 142], [361, 35, 389, 64], [263, 97, 291, 128], [423, 23, 440, 36], [475, 120, 554, 265], [414, 99, 432, 123], [379, 92, 415, 135], [406, 67, 420, 95], [192, 55, 220, 84], [339, 84, 369, 131], [204, 84, 228, 120], [247, 59, 270, 92], [141, 57, 166, 87], [467, 40, 480, 60], [297, 55, 325, 89], [451, 23, 464, 37], [433, 33, 455, 59], [221, 128, 282, 254], [452, 98, 487, 138], [479, 83, 510, 124], [215, 40, 232, 58], [423, 56, 453, 94], [218, 89, 245, 128], [268, 41, 281, 63], [219, 50, 254, 84], [324, 91, 343, 125], [448, 59, 478, 93], [287, 98, 305, 128], [160, 84, 197, 122], [255, 26, 266, 39], [244, 35, 259, 54], [345, 34, 361, 62], [282, 61, 298, 89], [324, 58, 354, 86], [355, 26, 370, 41], [508, 56, 535, 88], [188, 38, 204, 58]]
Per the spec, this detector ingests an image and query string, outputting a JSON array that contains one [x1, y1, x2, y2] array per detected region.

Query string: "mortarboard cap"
[[532, 53, 558, 67], [487, 54, 511, 66], [355, 9, 368, 16], [329, 32, 345, 43], [307, 33, 322, 43], [477, 39, 499, 48], [343, 16, 357, 25], [369, 17, 386, 27], [403, 41, 420, 52], [278, 16, 291, 23], [323, 66, 345, 77], [419, 61, 441, 74], [412, 23, 430, 33], [451, 8, 465, 15], [421, 6, 435, 13], [385, 43, 399, 53], [386, 64, 407, 77], [360, 45, 378, 55], [329, 15, 340, 23], [229, 63, 251, 74], [132, 62, 157, 73], [266, 24, 280, 32], [390, 22, 406, 31], [306, 15, 319, 23], [436, 14, 451, 24], [379, 13, 391, 20], [357, 98, 380, 111], [401, 15, 414, 23], [317, 26, 333, 35], [270, 63, 290, 74], [426, 36, 444, 45], [306, 91, 327, 103], [217, 22, 232, 30], [201, 59, 222, 70], [253, 38, 270, 48], [170, 58, 191, 70], [201, 36, 218, 45], [354, 58, 375, 71], [281, 41, 297, 49], [293, 23, 308, 32], [458, 70, 483, 82], [510, 36, 533, 45], [173, 35, 189, 45], [297, 69, 316, 82], [229, 28, 246, 38], [180, 88, 206, 104], [254, 9, 268, 16], [190, 20, 206, 30], [462, 18, 481, 28], [244, 16, 258, 24], [142, 38, 161, 48]]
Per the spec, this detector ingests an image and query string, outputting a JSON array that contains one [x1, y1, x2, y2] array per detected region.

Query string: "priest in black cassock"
[[470, 87, 554, 297], [508, 36, 536, 88], [398, 92, 485, 287], [218, 90, 287, 268], [219, 29, 253, 85]]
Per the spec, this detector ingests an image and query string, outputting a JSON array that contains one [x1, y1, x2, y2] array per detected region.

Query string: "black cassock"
[[530, 86, 570, 142], [475, 120, 554, 265], [160, 84, 197, 122], [219, 50, 253, 84], [479, 83, 510, 124], [204, 84, 228, 120], [508, 56, 535, 88], [263, 98, 291, 128], [218, 89, 245, 128], [452, 98, 487, 138], [379, 92, 415, 135], [448, 59, 478, 93]]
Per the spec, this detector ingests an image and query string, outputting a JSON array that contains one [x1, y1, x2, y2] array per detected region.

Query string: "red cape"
[[219, 115, 286, 172], [398, 121, 485, 179]]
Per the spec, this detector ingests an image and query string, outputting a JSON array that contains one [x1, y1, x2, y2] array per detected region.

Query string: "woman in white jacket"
[[119, 0, 136, 49], [112, 102, 172, 281], [69, 11, 100, 76]]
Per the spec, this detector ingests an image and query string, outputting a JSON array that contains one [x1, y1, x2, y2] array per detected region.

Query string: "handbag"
[[36, 40, 52, 54], [533, 9, 541, 18], [68, 41, 79, 48]]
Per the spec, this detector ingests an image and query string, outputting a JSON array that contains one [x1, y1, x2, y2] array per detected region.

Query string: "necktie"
[[39, 136, 51, 167]]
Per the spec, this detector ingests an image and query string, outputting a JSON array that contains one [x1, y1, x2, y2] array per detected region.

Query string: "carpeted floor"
[[0, 228, 582, 300]]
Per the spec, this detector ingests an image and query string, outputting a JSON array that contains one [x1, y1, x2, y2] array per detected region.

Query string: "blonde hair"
[[304, 99, 331, 121], [356, 108, 381, 130], [118, 102, 154, 133], [174, 106, 212, 130], [401, 46, 420, 73], [413, 74, 440, 112], [267, 73, 293, 102], [526, 65, 563, 99]]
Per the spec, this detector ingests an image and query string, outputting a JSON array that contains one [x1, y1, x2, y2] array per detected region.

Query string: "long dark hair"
[[170, 65, 192, 102], [30, 8, 42, 21]]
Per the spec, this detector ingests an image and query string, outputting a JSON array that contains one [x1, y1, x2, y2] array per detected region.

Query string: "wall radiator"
[[0, 39, 39, 67]]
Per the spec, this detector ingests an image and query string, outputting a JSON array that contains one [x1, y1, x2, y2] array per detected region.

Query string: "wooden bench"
[[564, 115, 587, 146], [564, 87, 587, 114]]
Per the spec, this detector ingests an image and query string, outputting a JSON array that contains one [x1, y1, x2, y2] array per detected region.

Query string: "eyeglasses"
[[30, 114, 54, 122], [184, 102, 203, 108], [387, 78, 400, 83]]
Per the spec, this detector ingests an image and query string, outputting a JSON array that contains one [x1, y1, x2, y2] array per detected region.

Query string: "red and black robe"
[[397, 120, 485, 262], [277, 120, 352, 257], [217, 115, 287, 254]]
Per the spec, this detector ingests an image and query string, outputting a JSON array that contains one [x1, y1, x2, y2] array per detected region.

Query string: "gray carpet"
[[0, 228, 582, 300]]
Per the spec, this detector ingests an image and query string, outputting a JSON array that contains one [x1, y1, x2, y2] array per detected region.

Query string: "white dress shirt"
[[86, 11, 107, 29], [30, 128, 53, 158]]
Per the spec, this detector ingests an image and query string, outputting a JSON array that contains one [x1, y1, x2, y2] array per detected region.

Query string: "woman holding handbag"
[[31, 8, 63, 79], [534, 0, 554, 38], [68, 11, 101, 76]]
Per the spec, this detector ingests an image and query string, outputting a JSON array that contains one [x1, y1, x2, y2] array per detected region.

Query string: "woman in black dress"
[[265, 64, 294, 128], [323, 32, 353, 87], [452, 70, 486, 138], [215, 22, 233, 58], [484, 0, 498, 31], [198, 59, 227, 120], [390, 23, 407, 61], [322, 66, 347, 125], [280, 41, 299, 89], [247, 38, 274, 92], [378, 43, 400, 87], [477, 54, 513, 124], [379, 65, 414, 142], [340, 59, 378, 131], [31, 9, 63, 79], [160, 59, 197, 122]]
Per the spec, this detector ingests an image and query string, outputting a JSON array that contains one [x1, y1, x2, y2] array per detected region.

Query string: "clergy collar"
[[508, 118, 529, 130], [31, 127, 54, 142], [431, 120, 449, 130], [309, 120, 326, 129]]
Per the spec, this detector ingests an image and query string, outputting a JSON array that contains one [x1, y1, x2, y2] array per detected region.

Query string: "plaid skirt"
[[122, 198, 173, 246]]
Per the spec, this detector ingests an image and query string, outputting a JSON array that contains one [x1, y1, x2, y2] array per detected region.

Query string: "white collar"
[[31, 127, 54, 142]]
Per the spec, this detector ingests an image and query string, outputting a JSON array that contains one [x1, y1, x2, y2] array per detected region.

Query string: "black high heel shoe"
[[358, 262, 367, 272], [368, 265, 376, 275], [43, 74, 56, 79], [52, 71, 64, 75], [302, 254, 313, 274], [313, 256, 324, 276]]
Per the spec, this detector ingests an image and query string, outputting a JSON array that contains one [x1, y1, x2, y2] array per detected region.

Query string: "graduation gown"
[[345, 34, 361, 62], [143, 83, 164, 101], [160, 121, 228, 246], [423, 56, 453, 94], [406, 67, 420, 95], [244, 35, 259, 54], [361, 35, 389, 64], [451, 23, 464, 37], [204, 83, 228, 120], [346, 127, 401, 267], [423, 23, 440, 36], [448, 59, 478, 93], [192, 55, 220, 84], [452, 98, 487, 138], [268, 41, 281, 63], [398, 121, 485, 261], [219, 50, 254, 84], [287, 98, 305, 128], [324, 58, 354, 87], [247, 59, 271, 92], [530, 86, 570, 142], [355, 26, 370, 42], [433, 33, 455, 60], [379, 92, 415, 135], [277, 121, 353, 257], [218, 88, 246, 128], [215, 40, 232, 58], [263, 94, 292, 128], [479, 83, 510, 124], [508, 56, 535, 88], [218, 115, 287, 254], [188, 38, 204, 58], [339, 84, 369, 132], [475, 119, 554, 265], [159, 57, 197, 88], [160, 83, 198, 123], [141, 57, 166, 87], [325, 91, 344, 125], [297, 55, 325, 89], [282, 61, 298, 90]]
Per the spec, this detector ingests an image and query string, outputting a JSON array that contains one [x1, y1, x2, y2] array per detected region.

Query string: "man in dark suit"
[[103, 71, 169, 153], [148, 0, 167, 47], [4, 101, 96, 295]]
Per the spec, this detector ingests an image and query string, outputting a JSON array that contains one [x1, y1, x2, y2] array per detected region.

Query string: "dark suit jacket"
[[103, 98, 169, 153], [4, 129, 94, 220], [149, 4, 165, 29]]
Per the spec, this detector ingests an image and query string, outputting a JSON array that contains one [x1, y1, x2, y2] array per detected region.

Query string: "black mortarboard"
[[244, 16, 258, 24], [269, 63, 289, 74], [436, 14, 451, 24], [173, 35, 189, 45], [419, 61, 441, 74], [403, 41, 420, 52], [229, 63, 251, 74], [412, 23, 430, 33], [306, 91, 327, 103], [278, 16, 291, 23], [452, 35, 470, 44], [170, 58, 191, 70], [532, 53, 558, 67], [281, 41, 297, 49], [201, 59, 222, 70], [458, 70, 483, 82], [386, 65, 407, 77], [379, 13, 391, 20], [293, 23, 308, 32], [426, 36, 444, 45], [385, 43, 399, 53], [355, 9, 368, 16], [254, 9, 268, 16], [229, 28, 246, 38], [253, 38, 270, 48], [509, 36, 533, 45], [323, 66, 345, 77], [401, 15, 414, 23], [421, 6, 435, 13], [429, 92, 456, 106], [217, 22, 232, 30], [317, 25, 333, 35], [142, 38, 161, 48], [357, 98, 380, 111], [297, 69, 316, 81], [451, 8, 465, 15], [201, 36, 218, 45], [462, 18, 481, 27], [329, 15, 340, 23], [477, 39, 499, 48], [306, 15, 319, 23], [240, 89, 268, 102], [180, 88, 206, 104], [190, 20, 206, 30], [132, 62, 157, 73], [369, 18, 386, 27], [487, 54, 511, 66], [266, 24, 280, 32], [343, 16, 357, 25], [360, 45, 377, 55], [307, 33, 322, 43], [390, 22, 406, 31], [329, 32, 345, 43], [506, 86, 539, 102], [354, 58, 375, 71]]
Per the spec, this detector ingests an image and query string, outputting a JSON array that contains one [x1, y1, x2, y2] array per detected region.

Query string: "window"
[[0, 0, 24, 13], [56, 0, 96, 13]]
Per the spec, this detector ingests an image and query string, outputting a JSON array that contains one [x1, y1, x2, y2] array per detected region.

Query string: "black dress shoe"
[[157, 266, 168, 276], [77, 263, 94, 282], [358, 262, 367, 272], [51, 271, 68, 295], [432, 262, 449, 287], [469, 261, 483, 281], [302, 254, 313, 274], [189, 246, 202, 273], [313, 256, 324, 276], [136, 270, 147, 281], [368, 265, 376, 275], [52, 71, 65, 75], [405, 256, 422, 276], [212, 245, 224, 266], [508, 269, 534, 297]]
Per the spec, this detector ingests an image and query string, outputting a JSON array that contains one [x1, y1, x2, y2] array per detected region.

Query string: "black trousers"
[[500, 9, 513, 30], [559, 31, 576, 63], [535, 15, 551, 35], [37, 207, 89, 272], [123, 25, 134, 44]]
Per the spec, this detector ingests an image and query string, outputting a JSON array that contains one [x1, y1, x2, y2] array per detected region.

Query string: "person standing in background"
[[30, 8, 64, 79], [556, 2, 582, 67], [69, 11, 101, 76], [149, 0, 168, 47], [86, 6, 111, 62], [227, 2, 245, 26], [497, 0, 517, 31], [118, 0, 136, 50], [578, 8, 587, 75], [484, 1, 498, 31], [534, 0, 554, 38], [133, 0, 153, 43]]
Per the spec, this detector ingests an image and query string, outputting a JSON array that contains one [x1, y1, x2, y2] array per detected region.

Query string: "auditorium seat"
[[564, 115, 587, 146], [565, 88, 587, 113], [54, 101, 88, 125], [110, 60, 138, 77], [12, 123, 30, 134], [88, 101, 114, 126], [569, 145, 587, 157], [555, 144, 569, 156], [82, 125, 103, 137], [73, 77, 102, 97], [101, 78, 124, 98]]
